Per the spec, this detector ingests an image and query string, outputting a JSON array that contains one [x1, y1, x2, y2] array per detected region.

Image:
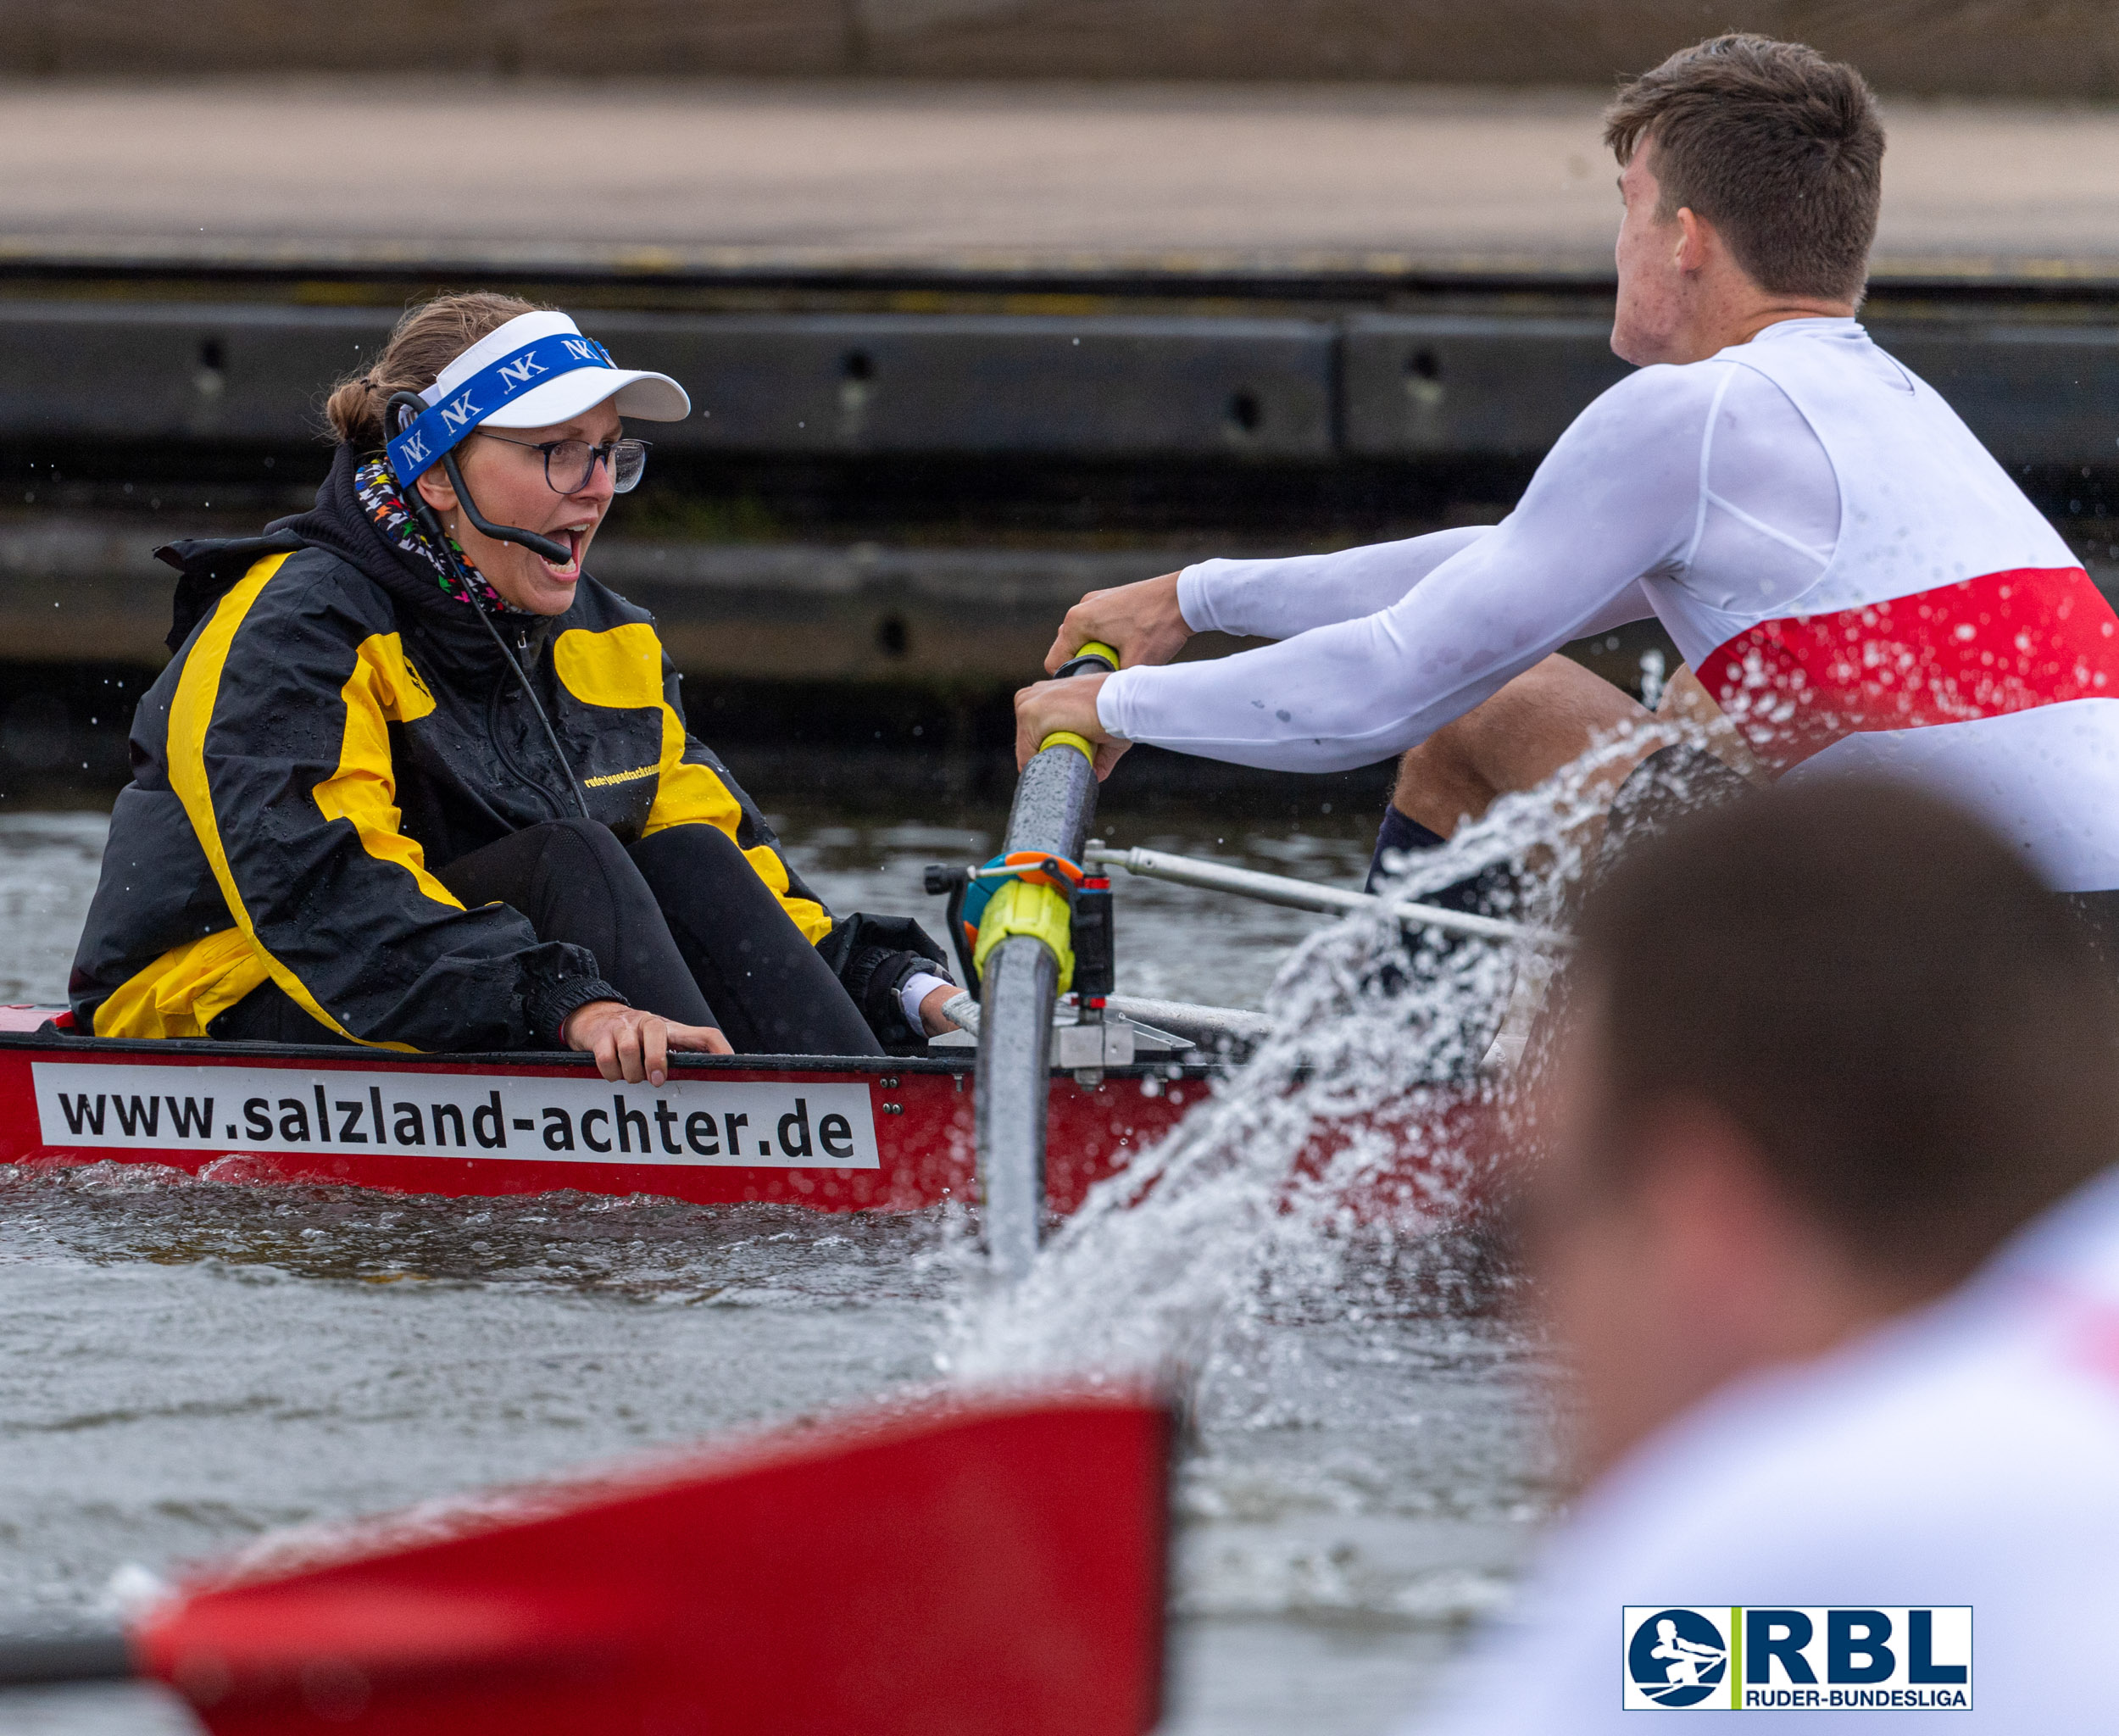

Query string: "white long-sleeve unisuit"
[[1098, 318, 2119, 891]]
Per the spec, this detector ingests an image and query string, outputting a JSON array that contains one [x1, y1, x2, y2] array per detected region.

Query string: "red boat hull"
[[0, 1014, 1505, 1223], [0, 1022, 1211, 1216]]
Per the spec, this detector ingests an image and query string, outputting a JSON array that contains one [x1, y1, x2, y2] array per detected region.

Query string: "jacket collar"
[[159, 446, 576, 670], [272, 444, 496, 625]]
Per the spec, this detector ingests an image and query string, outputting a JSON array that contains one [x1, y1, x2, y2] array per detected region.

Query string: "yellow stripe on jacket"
[[92, 926, 270, 1040], [163, 555, 449, 1049], [312, 631, 460, 913], [553, 622, 832, 943]]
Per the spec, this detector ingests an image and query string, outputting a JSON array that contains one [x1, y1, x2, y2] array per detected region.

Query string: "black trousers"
[[212, 820, 881, 1056]]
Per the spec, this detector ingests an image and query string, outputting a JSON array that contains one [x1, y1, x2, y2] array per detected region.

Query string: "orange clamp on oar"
[[1042, 640, 1120, 760], [970, 852, 1091, 992]]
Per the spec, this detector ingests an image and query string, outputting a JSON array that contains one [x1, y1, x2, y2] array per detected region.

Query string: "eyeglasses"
[[478, 433, 651, 494]]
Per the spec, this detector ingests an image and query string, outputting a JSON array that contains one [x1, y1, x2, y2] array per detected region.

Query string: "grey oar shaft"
[[0, 1627, 133, 1687], [974, 736, 1102, 1280], [1083, 845, 1569, 949], [976, 938, 1056, 1281]]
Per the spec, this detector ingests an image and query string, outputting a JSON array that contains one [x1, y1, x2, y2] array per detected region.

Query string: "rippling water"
[[0, 800, 1559, 1736]]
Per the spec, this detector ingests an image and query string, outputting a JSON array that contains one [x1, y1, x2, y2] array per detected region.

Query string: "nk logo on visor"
[[1621, 1607, 1972, 1711], [387, 335, 615, 485]]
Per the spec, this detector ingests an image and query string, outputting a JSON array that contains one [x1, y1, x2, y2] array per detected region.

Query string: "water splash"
[[948, 721, 1705, 1402]]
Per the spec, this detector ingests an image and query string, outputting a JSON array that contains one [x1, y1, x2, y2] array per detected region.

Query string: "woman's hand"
[[1014, 674, 1129, 778], [918, 982, 963, 1036], [563, 1000, 731, 1085], [1043, 571, 1191, 674]]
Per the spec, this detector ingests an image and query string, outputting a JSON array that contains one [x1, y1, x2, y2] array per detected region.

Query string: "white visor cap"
[[423, 309, 690, 430]]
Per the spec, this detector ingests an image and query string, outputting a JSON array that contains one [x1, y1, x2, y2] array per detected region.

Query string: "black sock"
[[1367, 804, 1449, 894], [1367, 804, 1514, 918]]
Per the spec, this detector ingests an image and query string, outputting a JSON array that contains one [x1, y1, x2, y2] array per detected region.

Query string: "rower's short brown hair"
[[1605, 34, 1884, 304], [1569, 779, 2119, 1289]]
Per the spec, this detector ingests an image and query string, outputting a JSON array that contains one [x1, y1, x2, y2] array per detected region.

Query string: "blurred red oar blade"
[[135, 1390, 1171, 1736]]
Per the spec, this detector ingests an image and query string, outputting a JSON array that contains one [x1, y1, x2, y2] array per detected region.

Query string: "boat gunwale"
[[0, 1027, 1228, 1082]]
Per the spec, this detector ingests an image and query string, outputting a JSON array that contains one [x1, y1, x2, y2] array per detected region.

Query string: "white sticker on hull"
[[31, 1062, 879, 1170]]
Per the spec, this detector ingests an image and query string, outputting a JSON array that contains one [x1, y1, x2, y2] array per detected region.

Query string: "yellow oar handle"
[[1042, 641, 1121, 757], [1053, 641, 1120, 681]]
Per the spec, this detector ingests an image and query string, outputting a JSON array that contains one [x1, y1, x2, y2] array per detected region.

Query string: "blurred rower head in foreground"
[[1530, 778, 2119, 1480]]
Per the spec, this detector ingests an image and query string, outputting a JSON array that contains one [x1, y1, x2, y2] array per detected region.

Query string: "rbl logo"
[[1622, 1607, 1972, 1711], [1626, 1609, 1727, 1707]]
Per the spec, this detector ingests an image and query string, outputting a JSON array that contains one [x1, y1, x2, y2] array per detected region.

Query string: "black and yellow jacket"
[[70, 445, 912, 1051]]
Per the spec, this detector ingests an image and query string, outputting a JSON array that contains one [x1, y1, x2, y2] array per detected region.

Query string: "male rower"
[[1019, 34, 2119, 902]]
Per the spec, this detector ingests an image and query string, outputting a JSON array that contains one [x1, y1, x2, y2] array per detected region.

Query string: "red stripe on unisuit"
[[1701, 565, 2119, 770]]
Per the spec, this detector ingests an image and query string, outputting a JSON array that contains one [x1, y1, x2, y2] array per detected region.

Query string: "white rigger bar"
[[1082, 844, 1572, 950]]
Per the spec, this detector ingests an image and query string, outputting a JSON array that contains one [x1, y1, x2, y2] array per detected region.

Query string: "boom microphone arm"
[[438, 445, 571, 566], [385, 391, 571, 566]]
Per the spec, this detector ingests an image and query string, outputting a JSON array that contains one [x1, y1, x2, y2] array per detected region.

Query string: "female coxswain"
[[70, 293, 959, 1081]]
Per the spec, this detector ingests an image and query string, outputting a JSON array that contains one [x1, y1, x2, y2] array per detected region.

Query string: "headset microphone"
[[385, 391, 573, 567]]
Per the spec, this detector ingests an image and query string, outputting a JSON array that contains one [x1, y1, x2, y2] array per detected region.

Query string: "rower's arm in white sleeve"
[[1177, 526, 1492, 640], [1177, 526, 1652, 647], [1098, 364, 1727, 774]]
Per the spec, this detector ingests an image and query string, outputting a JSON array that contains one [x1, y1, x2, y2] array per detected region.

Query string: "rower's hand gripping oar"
[[972, 641, 1119, 1281], [0, 1391, 1170, 1736], [1039, 638, 1126, 750], [1052, 643, 1124, 682]]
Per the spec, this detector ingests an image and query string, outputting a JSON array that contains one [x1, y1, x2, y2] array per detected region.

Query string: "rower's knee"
[[1391, 654, 1646, 837], [533, 816, 619, 849], [516, 818, 644, 910], [527, 815, 628, 869], [1392, 727, 1494, 840], [628, 819, 759, 904]]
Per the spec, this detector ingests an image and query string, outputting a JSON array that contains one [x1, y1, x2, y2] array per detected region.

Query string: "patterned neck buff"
[[353, 457, 526, 615]]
